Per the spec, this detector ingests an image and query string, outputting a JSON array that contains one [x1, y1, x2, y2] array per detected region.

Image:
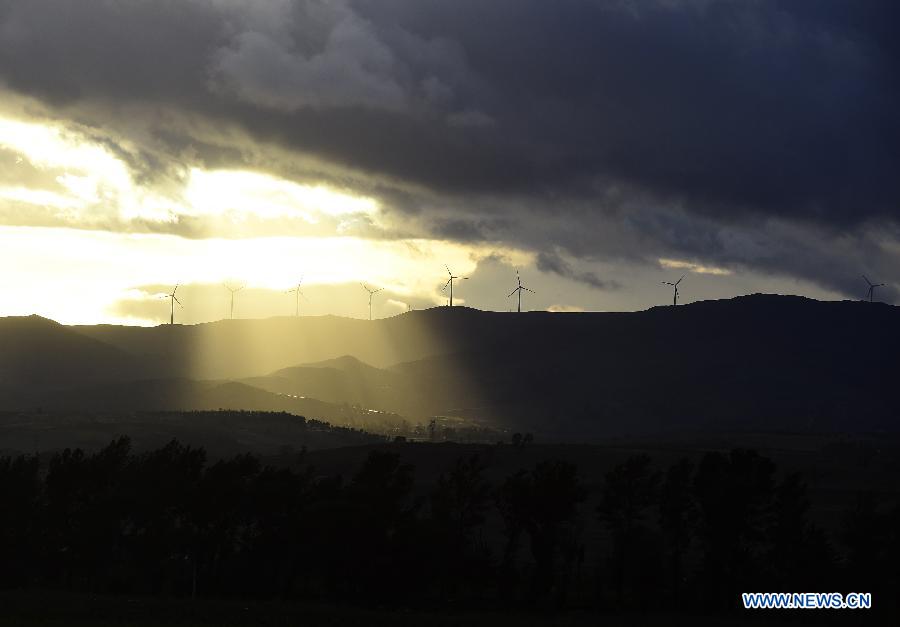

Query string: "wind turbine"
[[163, 284, 182, 325], [361, 283, 383, 320], [508, 269, 535, 313], [286, 278, 307, 316], [224, 282, 245, 319], [442, 265, 468, 307], [862, 275, 885, 303], [662, 275, 685, 306]]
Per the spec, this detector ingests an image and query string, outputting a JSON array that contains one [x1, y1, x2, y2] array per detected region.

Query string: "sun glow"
[[0, 117, 127, 178], [183, 168, 379, 224], [0, 225, 525, 324], [0, 114, 381, 232], [0, 112, 535, 324], [0, 115, 184, 225]]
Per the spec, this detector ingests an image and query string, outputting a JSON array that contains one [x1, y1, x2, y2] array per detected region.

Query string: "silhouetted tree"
[[44, 438, 132, 591], [191, 453, 260, 596], [429, 454, 493, 600], [4, 436, 892, 615], [497, 460, 586, 607], [246, 464, 316, 598], [693, 449, 774, 607], [597, 454, 661, 607], [658, 458, 695, 607], [322, 451, 421, 602], [123, 440, 205, 595], [765, 472, 836, 590], [496, 469, 528, 602], [0, 454, 41, 588], [841, 492, 900, 611]]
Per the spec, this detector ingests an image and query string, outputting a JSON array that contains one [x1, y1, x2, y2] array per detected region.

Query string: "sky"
[[0, 0, 897, 324]]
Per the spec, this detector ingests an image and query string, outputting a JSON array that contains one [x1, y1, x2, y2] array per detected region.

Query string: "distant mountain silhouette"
[[1, 295, 897, 437], [0, 315, 151, 388], [73, 314, 457, 379]]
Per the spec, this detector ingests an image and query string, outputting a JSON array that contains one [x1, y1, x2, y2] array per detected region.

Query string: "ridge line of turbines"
[[162, 271, 889, 325]]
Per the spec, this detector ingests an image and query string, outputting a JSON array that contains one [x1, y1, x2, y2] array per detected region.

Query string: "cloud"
[[659, 258, 732, 276], [0, 0, 897, 304], [536, 251, 620, 290], [210, 3, 409, 112], [446, 109, 494, 128], [2, 0, 897, 217]]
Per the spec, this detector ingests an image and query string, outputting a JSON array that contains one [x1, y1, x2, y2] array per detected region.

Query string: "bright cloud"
[[659, 258, 733, 276], [0, 114, 384, 235], [183, 168, 379, 224]]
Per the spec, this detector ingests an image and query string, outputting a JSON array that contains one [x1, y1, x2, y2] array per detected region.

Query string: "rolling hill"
[[0, 295, 897, 439], [0, 315, 152, 387]]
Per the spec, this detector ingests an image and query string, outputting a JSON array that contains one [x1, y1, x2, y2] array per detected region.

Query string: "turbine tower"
[[442, 265, 468, 307], [862, 275, 885, 303], [361, 283, 383, 320], [508, 269, 535, 313], [164, 284, 182, 325], [662, 275, 685, 306], [224, 282, 245, 320], [287, 278, 307, 316]]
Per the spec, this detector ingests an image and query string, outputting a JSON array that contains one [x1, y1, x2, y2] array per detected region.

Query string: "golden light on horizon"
[[1, 113, 824, 324], [0, 112, 535, 325], [0, 225, 531, 325]]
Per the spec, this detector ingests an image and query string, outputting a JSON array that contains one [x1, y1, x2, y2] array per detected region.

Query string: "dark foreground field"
[[0, 592, 882, 627], [2, 434, 897, 626]]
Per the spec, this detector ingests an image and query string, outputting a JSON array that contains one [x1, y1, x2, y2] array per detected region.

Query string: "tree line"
[[0, 439, 898, 613]]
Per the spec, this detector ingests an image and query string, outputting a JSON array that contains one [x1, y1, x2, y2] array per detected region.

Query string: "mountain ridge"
[[2, 295, 897, 438]]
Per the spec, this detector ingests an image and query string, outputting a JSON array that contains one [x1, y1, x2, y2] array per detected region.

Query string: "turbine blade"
[[508, 288, 518, 297], [524, 287, 535, 293], [862, 275, 872, 286], [676, 275, 685, 285]]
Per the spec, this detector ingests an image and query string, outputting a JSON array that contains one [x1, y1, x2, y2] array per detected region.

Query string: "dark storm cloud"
[[0, 0, 898, 298], [536, 251, 619, 291], [354, 0, 900, 222]]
